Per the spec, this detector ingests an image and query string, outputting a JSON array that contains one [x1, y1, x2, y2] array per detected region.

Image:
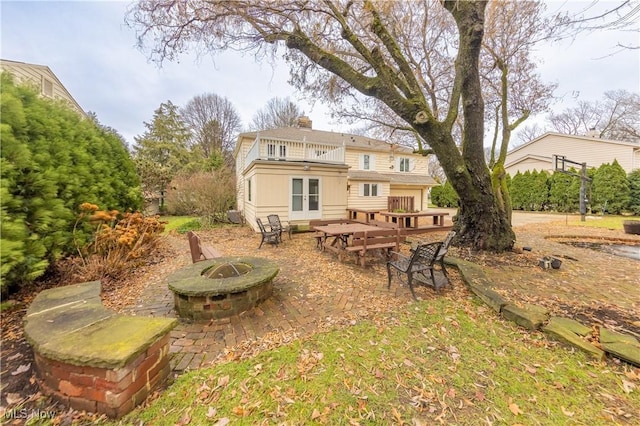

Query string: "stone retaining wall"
[[24, 281, 177, 418]]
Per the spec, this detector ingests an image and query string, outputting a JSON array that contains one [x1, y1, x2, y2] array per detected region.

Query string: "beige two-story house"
[[233, 117, 437, 230]]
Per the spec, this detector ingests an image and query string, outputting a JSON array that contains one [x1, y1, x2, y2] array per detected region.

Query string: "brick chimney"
[[297, 116, 312, 129]]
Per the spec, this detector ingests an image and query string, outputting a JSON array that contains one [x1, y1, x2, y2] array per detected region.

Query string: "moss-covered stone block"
[[502, 303, 549, 330], [468, 283, 508, 313], [543, 317, 604, 360], [599, 328, 640, 367]]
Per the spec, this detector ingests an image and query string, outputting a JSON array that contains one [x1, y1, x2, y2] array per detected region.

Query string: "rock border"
[[447, 257, 640, 367]]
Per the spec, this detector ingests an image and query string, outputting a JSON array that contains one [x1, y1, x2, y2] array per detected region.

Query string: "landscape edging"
[[446, 257, 639, 366]]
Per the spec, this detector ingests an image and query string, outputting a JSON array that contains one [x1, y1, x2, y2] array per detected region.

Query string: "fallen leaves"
[[11, 363, 30, 375], [508, 398, 523, 416]]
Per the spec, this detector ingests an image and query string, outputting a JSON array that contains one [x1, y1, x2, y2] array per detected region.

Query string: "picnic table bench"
[[346, 208, 379, 223], [345, 228, 406, 266], [379, 211, 449, 229]]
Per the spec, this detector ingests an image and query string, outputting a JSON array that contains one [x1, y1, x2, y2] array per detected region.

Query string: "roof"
[[348, 170, 437, 186], [380, 173, 437, 186], [235, 126, 415, 156], [347, 170, 391, 182], [507, 132, 640, 156], [504, 153, 552, 170]]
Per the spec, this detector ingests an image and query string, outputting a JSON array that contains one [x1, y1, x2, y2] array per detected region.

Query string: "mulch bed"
[[1, 222, 639, 424]]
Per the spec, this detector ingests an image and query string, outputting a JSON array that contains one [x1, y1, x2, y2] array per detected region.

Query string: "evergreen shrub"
[[0, 73, 142, 295]]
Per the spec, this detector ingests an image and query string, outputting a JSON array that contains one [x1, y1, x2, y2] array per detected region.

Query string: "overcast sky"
[[2, 1, 638, 147]]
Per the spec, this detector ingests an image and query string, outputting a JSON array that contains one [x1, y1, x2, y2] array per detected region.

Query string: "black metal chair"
[[256, 218, 279, 249], [387, 242, 442, 300], [435, 230, 456, 277], [267, 214, 291, 242]]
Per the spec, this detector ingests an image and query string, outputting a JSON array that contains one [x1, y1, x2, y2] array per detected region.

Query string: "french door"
[[290, 177, 321, 220]]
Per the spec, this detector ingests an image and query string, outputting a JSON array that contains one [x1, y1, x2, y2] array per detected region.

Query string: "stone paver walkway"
[[124, 227, 431, 375]]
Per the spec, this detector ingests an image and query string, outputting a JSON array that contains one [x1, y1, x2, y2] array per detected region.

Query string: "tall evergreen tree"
[[591, 160, 630, 214], [133, 101, 198, 209], [628, 169, 640, 215], [549, 170, 580, 212]]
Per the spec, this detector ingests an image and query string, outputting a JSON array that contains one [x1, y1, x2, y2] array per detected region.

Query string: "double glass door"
[[290, 177, 320, 220]]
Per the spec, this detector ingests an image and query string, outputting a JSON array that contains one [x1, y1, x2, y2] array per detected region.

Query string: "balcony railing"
[[245, 136, 345, 169]]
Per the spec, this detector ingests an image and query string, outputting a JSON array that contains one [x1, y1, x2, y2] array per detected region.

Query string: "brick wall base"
[[33, 333, 172, 418]]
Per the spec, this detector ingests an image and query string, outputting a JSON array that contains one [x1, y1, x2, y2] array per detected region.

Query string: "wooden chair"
[[387, 242, 442, 300], [256, 218, 279, 249], [267, 214, 291, 241]]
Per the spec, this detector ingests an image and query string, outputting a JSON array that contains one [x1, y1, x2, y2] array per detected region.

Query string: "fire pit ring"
[[168, 257, 279, 321]]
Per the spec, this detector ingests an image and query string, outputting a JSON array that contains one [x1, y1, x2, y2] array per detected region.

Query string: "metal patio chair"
[[267, 214, 292, 242], [256, 218, 280, 248], [387, 242, 442, 300]]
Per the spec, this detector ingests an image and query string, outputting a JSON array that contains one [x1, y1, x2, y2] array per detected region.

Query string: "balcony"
[[245, 136, 345, 169]]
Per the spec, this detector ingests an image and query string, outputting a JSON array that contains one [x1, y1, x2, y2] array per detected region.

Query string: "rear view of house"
[[233, 117, 437, 230]]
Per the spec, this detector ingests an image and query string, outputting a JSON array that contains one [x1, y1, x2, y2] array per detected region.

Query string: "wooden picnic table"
[[312, 223, 380, 255], [379, 211, 449, 229]]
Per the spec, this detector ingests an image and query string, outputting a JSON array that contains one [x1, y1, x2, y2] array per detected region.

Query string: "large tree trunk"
[[442, 0, 515, 251]]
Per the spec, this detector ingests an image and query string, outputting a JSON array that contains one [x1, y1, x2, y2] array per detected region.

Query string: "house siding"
[[0, 60, 86, 117], [505, 133, 639, 176], [347, 182, 390, 211], [243, 162, 348, 230]]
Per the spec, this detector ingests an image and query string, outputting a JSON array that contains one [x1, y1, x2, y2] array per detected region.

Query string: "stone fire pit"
[[168, 257, 279, 321]]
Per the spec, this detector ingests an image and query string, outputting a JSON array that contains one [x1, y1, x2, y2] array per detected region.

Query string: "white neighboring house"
[[505, 132, 640, 176], [0, 59, 87, 118], [233, 117, 438, 230]]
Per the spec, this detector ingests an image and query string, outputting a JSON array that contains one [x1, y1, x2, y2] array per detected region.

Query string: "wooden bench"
[[346, 208, 379, 223], [23, 281, 177, 418], [345, 228, 406, 266], [309, 219, 352, 248], [368, 219, 398, 229], [187, 231, 222, 262]]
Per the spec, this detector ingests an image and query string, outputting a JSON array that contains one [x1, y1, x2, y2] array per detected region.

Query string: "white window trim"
[[359, 153, 376, 171], [397, 157, 414, 173], [360, 182, 379, 197]]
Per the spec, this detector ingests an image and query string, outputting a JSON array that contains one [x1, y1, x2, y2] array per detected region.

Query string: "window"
[[359, 153, 375, 170], [247, 179, 252, 202], [267, 144, 286, 159], [399, 158, 411, 172], [42, 78, 53, 97], [362, 183, 378, 197]]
